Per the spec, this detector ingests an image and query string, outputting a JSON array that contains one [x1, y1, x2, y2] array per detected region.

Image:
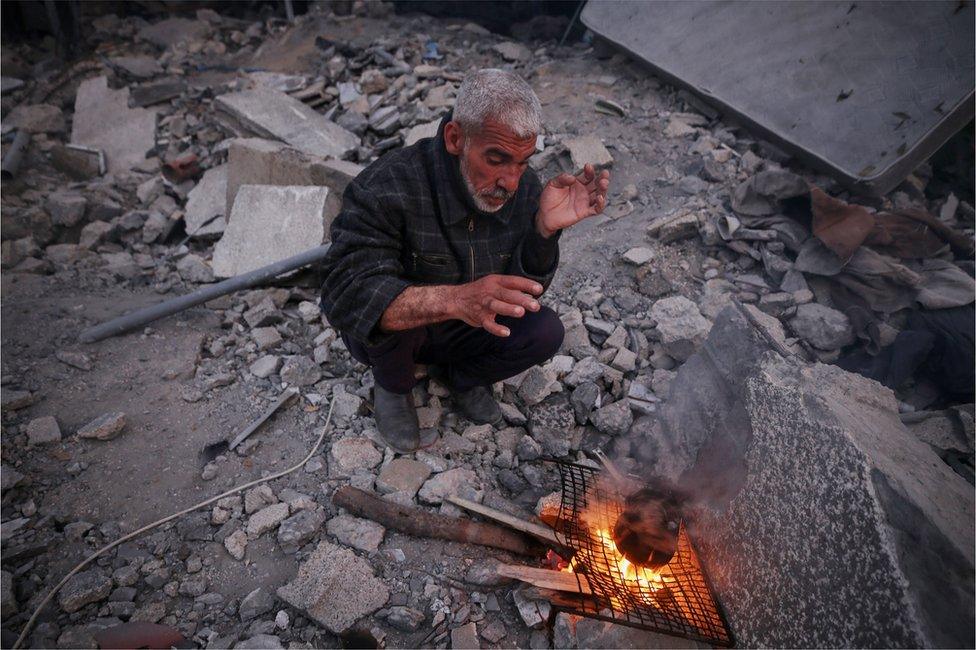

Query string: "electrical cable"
[[12, 395, 337, 649]]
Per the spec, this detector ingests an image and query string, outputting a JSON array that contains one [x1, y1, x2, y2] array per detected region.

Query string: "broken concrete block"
[[649, 296, 711, 361], [224, 138, 361, 227], [277, 540, 389, 634], [110, 56, 163, 79], [376, 458, 431, 496], [246, 502, 290, 538], [71, 76, 158, 174], [77, 412, 126, 441], [451, 622, 480, 649], [211, 185, 329, 278], [326, 514, 385, 553], [214, 88, 359, 161], [643, 305, 975, 648], [622, 247, 654, 266], [46, 192, 87, 227], [788, 303, 855, 351], [563, 135, 613, 170], [184, 165, 227, 238], [403, 119, 440, 147], [176, 254, 214, 284]]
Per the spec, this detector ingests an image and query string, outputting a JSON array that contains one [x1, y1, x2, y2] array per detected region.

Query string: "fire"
[[561, 527, 675, 607]]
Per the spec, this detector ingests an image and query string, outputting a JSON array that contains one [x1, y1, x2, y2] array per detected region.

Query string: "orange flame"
[[561, 527, 675, 606]]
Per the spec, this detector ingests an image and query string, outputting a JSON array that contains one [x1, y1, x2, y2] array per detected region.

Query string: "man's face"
[[445, 119, 537, 213]]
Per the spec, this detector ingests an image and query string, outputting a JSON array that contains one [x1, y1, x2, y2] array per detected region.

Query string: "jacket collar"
[[431, 111, 518, 225]]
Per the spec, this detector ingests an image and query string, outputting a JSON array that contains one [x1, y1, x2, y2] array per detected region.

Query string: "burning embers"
[[543, 461, 734, 647]]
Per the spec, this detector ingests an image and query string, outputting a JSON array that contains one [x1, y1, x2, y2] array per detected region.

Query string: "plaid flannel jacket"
[[320, 114, 560, 346]]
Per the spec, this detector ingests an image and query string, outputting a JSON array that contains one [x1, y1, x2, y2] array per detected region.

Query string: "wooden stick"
[[332, 486, 543, 556], [445, 496, 561, 545], [497, 563, 594, 594]]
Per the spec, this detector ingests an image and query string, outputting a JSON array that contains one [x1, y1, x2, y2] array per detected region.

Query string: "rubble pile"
[[1, 1, 973, 649]]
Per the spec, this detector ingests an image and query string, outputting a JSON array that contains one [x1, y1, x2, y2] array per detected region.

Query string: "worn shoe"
[[372, 386, 435, 453], [453, 385, 504, 426]]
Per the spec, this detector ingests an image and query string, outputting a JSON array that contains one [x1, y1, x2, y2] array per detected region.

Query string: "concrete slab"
[[71, 76, 157, 174], [214, 88, 359, 161], [211, 185, 328, 278], [582, 0, 975, 195], [225, 138, 361, 227], [184, 165, 228, 239], [276, 540, 388, 634]]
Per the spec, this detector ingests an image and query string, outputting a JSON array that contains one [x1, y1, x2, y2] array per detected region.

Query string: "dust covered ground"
[[1, 2, 973, 649]]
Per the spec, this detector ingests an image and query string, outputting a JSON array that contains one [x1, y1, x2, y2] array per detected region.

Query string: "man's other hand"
[[536, 163, 611, 238], [449, 274, 543, 337]]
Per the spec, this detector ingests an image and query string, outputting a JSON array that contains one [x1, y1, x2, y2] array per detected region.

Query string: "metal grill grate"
[[549, 461, 734, 647]]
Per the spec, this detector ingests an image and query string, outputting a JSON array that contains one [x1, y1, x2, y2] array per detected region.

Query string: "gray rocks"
[[330, 437, 382, 474], [622, 247, 654, 266], [451, 622, 480, 649], [58, 570, 112, 613], [224, 529, 248, 560], [1, 390, 34, 412], [570, 382, 601, 424], [517, 366, 557, 405], [76, 412, 126, 441], [326, 514, 385, 553], [26, 415, 61, 445], [277, 508, 326, 554], [563, 135, 613, 170], [280, 355, 321, 386], [246, 503, 290, 537], [277, 540, 389, 634], [251, 327, 282, 351], [649, 296, 711, 361], [176, 254, 214, 284], [376, 458, 431, 496], [787, 303, 855, 350], [46, 193, 87, 227], [528, 395, 576, 457], [386, 606, 425, 631], [418, 468, 479, 505], [184, 164, 228, 238], [239, 587, 275, 621], [590, 400, 633, 436], [249, 355, 281, 378]]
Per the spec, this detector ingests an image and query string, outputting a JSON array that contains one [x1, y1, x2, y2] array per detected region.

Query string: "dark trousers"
[[342, 307, 565, 394]]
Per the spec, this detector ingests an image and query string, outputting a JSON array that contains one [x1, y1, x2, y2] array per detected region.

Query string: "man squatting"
[[321, 68, 611, 453]]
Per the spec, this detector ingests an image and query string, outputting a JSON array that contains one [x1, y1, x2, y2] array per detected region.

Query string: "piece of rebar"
[[1, 131, 31, 180], [79, 244, 331, 343]]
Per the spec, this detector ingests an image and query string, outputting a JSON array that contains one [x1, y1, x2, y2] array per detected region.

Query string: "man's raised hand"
[[536, 163, 611, 238], [449, 274, 543, 337]]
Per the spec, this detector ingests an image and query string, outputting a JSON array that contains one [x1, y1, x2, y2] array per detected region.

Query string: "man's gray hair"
[[453, 68, 542, 138]]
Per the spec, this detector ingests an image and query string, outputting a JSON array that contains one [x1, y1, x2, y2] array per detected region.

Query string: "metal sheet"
[[582, 0, 975, 195]]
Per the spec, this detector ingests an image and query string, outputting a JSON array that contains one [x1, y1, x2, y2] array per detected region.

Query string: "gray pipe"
[[1, 131, 31, 180], [79, 244, 331, 343]]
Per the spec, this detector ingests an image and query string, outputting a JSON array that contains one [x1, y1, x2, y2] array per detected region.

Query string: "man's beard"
[[459, 150, 513, 213]]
